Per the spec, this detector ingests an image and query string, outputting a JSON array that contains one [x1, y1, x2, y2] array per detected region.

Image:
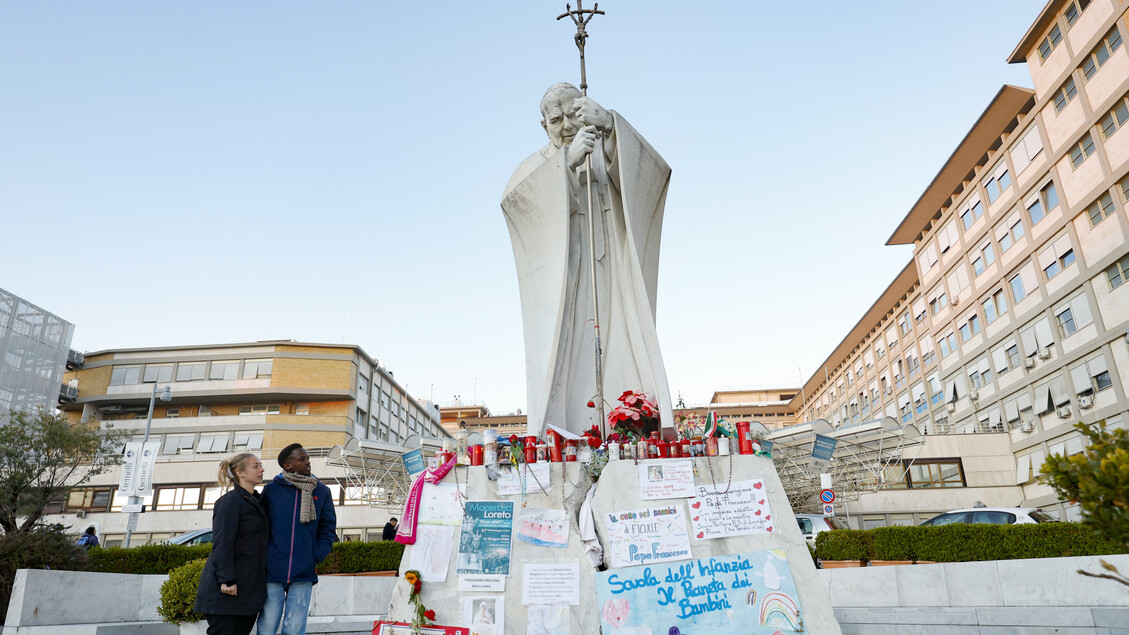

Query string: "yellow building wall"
[[272, 358, 353, 391]]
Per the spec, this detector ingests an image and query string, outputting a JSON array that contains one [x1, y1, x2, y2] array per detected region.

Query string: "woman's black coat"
[[193, 485, 269, 615]]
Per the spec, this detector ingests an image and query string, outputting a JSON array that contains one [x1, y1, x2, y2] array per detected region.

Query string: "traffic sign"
[[823, 503, 834, 516], [819, 488, 836, 504]]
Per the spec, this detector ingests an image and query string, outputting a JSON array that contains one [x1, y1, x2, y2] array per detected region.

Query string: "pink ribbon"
[[395, 455, 457, 545]]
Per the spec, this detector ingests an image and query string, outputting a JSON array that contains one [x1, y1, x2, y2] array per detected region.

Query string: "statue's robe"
[[501, 112, 673, 436]]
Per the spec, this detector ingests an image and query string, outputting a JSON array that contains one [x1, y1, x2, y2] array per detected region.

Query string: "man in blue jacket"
[[257, 443, 336, 635]]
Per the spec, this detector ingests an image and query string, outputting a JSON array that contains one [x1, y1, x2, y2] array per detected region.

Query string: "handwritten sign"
[[595, 550, 804, 633], [688, 479, 775, 540], [496, 463, 551, 496], [605, 505, 692, 568], [638, 460, 696, 500]]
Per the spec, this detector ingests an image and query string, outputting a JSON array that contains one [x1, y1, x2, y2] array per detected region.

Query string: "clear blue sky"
[[1, 1, 1041, 413]]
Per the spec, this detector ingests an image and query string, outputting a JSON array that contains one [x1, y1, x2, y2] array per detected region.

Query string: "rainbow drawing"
[[746, 589, 757, 606], [760, 592, 801, 631]]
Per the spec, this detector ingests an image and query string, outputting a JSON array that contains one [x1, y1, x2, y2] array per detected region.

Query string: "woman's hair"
[[217, 453, 258, 489]]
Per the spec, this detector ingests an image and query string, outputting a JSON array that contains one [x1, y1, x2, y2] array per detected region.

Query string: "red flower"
[[423, 609, 436, 621], [586, 400, 595, 408], [586, 436, 601, 448], [413, 580, 422, 595], [509, 434, 519, 444]]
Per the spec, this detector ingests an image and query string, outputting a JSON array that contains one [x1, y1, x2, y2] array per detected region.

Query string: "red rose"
[[586, 400, 595, 408], [509, 434, 519, 444], [586, 436, 601, 448], [424, 609, 436, 621], [413, 580, 422, 594]]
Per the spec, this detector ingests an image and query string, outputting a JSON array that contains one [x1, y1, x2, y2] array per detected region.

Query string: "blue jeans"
[[256, 582, 313, 635]]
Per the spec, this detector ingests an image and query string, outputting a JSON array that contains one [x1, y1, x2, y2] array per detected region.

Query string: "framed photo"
[[372, 621, 469, 635]]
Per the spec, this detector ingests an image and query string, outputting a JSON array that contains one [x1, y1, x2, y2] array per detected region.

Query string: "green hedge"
[[317, 540, 405, 574], [88, 544, 213, 574], [158, 559, 206, 625], [816, 523, 1125, 563]]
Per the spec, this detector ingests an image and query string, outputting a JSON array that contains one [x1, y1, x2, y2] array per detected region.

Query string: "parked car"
[[796, 513, 846, 546], [919, 507, 1058, 526], [165, 529, 213, 545]]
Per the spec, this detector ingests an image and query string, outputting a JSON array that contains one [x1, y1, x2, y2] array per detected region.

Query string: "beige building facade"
[[789, 0, 1129, 526]]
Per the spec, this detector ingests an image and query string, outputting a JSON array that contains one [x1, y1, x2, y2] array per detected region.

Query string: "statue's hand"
[[567, 125, 598, 169], [574, 97, 612, 133]]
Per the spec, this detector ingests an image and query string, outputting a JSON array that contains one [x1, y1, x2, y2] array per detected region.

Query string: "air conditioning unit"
[[1024, 358, 1037, 369], [884, 388, 892, 396], [1020, 419, 1035, 433], [952, 296, 961, 306], [1039, 347, 1053, 360], [947, 402, 957, 413], [75, 510, 86, 518], [1078, 395, 1094, 409], [969, 390, 979, 401], [1057, 406, 1072, 418]]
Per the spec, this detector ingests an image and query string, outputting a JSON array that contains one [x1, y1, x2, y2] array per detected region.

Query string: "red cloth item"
[[395, 455, 457, 545]]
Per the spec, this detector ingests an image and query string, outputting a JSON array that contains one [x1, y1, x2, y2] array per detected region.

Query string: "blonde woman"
[[193, 453, 267, 635]]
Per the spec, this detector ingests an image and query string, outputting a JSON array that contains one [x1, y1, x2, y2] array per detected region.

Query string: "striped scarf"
[[282, 472, 319, 524]]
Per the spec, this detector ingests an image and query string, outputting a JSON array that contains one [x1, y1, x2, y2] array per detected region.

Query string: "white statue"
[[502, 82, 673, 436]]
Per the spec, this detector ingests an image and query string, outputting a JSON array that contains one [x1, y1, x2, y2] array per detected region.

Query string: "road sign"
[[121, 503, 144, 514], [823, 504, 834, 516], [819, 489, 836, 504]]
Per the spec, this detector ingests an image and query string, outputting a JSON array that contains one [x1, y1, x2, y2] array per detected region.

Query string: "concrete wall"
[[820, 554, 1129, 634]]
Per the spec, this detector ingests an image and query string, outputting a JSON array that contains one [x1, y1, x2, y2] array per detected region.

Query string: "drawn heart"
[[692, 501, 702, 509], [758, 500, 765, 505], [753, 482, 763, 489], [766, 515, 771, 521], [693, 516, 700, 521], [767, 526, 774, 532], [755, 510, 761, 515], [697, 532, 704, 539]]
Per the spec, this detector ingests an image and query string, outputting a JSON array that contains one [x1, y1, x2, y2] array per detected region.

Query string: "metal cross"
[[556, 1, 605, 95]]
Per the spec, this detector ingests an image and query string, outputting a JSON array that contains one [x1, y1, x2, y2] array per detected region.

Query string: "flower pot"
[[819, 560, 866, 568], [178, 621, 207, 635], [913, 560, 936, 565], [868, 560, 914, 566], [321, 570, 398, 576]]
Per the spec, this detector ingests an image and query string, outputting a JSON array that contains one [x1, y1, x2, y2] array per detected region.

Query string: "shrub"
[[317, 540, 405, 574], [88, 543, 213, 574], [870, 526, 918, 561], [0, 527, 90, 622], [158, 559, 206, 625], [1041, 421, 1129, 550], [814, 529, 871, 562]]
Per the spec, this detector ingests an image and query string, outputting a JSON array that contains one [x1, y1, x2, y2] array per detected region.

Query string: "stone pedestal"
[[390, 456, 842, 634]]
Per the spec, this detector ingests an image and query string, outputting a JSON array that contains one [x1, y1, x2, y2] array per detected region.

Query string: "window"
[[983, 164, 1011, 204], [232, 431, 264, 451], [920, 335, 936, 367], [1070, 354, 1112, 396], [1063, 0, 1091, 28], [239, 405, 279, 415], [176, 362, 206, 382], [1056, 308, 1077, 336], [938, 332, 958, 359], [1011, 125, 1045, 174], [196, 433, 230, 453], [142, 364, 173, 383], [961, 199, 984, 229], [1010, 273, 1028, 302], [1081, 26, 1123, 81], [1100, 95, 1129, 140], [1020, 317, 1056, 359], [1106, 253, 1129, 289], [997, 212, 1025, 252], [1028, 182, 1059, 226], [983, 289, 1007, 324], [969, 356, 994, 389], [1087, 192, 1116, 226], [992, 339, 1018, 376], [1006, 344, 1020, 369], [1069, 132, 1096, 169], [1040, 235, 1076, 280], [64, 488, 112, 512], [202, 487, 222, 510], [242, 359, 273, 379], [928, 373, 944, 405], [1055, 294, 1094, 338], [959, 314, 981, 342], [110, 365, 142, 386], [903, 460, 965, 489], [162, 434, 195, 455], [1038, 23, 1062, 61], [198, 405, 213, 417], [154, 486, 202, 511], [1121, 176, 1129, 202], [899, 311, 911, 336], [929, 287, 948, 315], [1053, 77, 1077, 113], [165, 408, 180, 419], [295, 403, 310, 416], [972, 243, 995, 276], [907, 353, 921, 378], [209, 361, 240, 381]]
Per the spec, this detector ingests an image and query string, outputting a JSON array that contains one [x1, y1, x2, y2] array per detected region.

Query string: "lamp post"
[[122, 383, 171, 548]]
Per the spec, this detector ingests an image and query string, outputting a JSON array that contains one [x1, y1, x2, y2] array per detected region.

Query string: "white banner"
[[118, 441, 143, 495], [134, 441, 160, 497]]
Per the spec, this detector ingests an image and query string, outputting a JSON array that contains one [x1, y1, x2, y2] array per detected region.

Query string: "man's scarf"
[[282, 472, 319, 524], [395, 455, 457, 545]]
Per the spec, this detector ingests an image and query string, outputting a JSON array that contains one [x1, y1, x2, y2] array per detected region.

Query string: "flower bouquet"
[[607, 390, 660, 439], [403, 570, 437, 634]]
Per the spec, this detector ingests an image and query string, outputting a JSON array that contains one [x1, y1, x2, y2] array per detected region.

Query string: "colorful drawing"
[[595, 550, 804, 634]]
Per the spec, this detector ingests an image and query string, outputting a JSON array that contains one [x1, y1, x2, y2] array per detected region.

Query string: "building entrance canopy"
[[766, 417, 922, 512], [326, 436, 445, 507]]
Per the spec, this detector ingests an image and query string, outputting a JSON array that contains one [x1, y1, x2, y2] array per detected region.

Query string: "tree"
[[1040, 421, 1129, 549], [0, 409, 126, 533]]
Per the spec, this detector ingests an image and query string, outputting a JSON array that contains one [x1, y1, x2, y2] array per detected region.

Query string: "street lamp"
[[122, 383, 171, 548]]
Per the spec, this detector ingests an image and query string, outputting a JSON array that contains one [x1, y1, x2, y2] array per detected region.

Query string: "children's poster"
[[595, 550, 804, 634], [419, 482, 467, 525], [605, 505, 692, 568], [638, 460, 696, 500], [407, 524, 455, 581], [457, 500, 515, 576], [688, 479, 774, 540], [517, 508, 569, 548], [497, 463, 551, 496]]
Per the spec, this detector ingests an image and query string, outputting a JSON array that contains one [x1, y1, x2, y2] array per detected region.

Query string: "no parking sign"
[[819, 488, 836, 504], [823, 503, 834, 516]]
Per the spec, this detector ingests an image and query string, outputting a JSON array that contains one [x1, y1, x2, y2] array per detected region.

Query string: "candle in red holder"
[[658, 440, 670, 458], [564, 439, 578, 462], [647, 437, 660, 459], [536, 443, 547, 462], [736, 421, 753, 455], [706, 437, 719, 456], [636, 438, 647, 460], [469, 444, 484, 466], [547, 430, 564, 462], [524, 435, 538, 463], [669, 442, 682, 458], [680, 439, 691, 456], [437, 450, 453, 465]]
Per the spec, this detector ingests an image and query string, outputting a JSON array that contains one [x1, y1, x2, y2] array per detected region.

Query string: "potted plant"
[[815, 529, 870, 568], [869, 526, 917, 566], [157, 559, 207, 634]]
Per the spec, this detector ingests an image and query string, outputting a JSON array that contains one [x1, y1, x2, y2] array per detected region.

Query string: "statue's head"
[[540, 82, 583, 149]]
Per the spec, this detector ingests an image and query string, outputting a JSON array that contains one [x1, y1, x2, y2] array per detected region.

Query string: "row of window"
[[109, 359, 273, 386], [1037, 0, 1094, 63], [114, 430, 265, 456], [50, 479, 378, 514]]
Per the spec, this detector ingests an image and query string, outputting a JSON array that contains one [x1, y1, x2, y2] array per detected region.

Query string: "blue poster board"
[[456, 500, 514, 575], [595, 549, 803, 634], [811, 434, 837, 462], [401, 448, 425, 477]]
